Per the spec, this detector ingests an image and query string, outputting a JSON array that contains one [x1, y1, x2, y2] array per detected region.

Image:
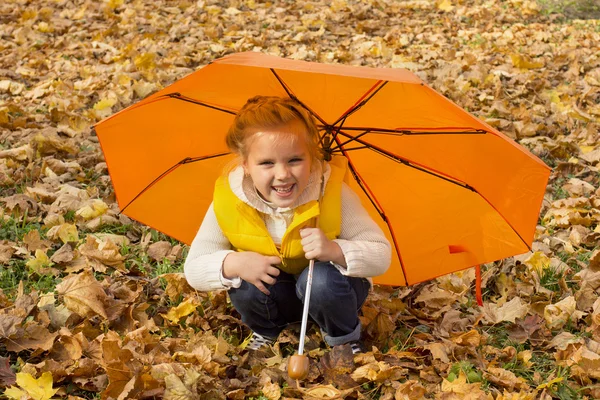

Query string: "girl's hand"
[[300, 228, 346, 266], [223, 252, 281, 295]]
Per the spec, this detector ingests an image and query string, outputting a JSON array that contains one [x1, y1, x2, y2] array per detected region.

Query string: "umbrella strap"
[[475, 265, 483, 306]]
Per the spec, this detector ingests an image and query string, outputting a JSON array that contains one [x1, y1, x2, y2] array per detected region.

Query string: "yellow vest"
[[213, 157, 348, 274]]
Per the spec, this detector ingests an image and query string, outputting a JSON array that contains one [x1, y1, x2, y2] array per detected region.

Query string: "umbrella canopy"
[[95, 51, 551, 286]]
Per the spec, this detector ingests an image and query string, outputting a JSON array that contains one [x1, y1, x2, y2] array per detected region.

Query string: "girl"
[[184, 96, 391, 354]]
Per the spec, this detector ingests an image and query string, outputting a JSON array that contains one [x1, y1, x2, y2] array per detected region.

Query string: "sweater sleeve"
[[332, 183, 392, 277], [183, 203, 241, 291]]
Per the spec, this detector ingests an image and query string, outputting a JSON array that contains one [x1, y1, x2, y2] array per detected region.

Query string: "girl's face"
[[243, 121, 313, 208]]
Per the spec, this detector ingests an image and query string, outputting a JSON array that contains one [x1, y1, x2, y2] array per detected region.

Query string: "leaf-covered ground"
[[1, 0, 600, 399]]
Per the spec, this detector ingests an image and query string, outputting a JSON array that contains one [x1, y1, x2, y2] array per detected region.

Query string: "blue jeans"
[[228, 261, 371, 346]]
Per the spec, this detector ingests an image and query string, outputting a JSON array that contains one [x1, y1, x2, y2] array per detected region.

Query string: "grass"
[[537, 266, 562, 292], [537, 0, 600, 19], [0, 215, 45, 242]]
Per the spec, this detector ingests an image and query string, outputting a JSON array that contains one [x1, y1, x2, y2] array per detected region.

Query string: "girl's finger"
[[263, 274, 277, 286], [255, 283, 270, 296]]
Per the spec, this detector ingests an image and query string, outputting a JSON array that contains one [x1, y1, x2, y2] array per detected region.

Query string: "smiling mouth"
[[272, 184, 295, 194]]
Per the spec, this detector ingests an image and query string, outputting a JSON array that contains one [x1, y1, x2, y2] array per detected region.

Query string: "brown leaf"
[[22, 230, 52, 253], [50, 243, 75, 264], [484, 367, 529, 391], [79, 235, 126, 271], [48, 334, 83, 362], [0, 241, 16, 264], [160, 273, 195, 301], [147, 241, 172, 261], [5, 323, 58, 352], [0, 315, 22, 338], [0, 357, 16, 387], [56, 270, 108, 319], [2, 194, 39, 216]]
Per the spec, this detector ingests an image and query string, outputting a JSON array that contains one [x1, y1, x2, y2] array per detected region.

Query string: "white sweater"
[[184, 163, 392, 291]]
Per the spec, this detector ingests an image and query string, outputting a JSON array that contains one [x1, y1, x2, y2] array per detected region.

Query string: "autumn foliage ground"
[[0, 0, 600, 399]]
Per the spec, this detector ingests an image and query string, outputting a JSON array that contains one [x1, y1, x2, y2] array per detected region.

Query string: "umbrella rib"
[[119, 152, 230, 214], [338, 132, 476, 191], [331, 80, 388, 127], [337, 140, 410, 284], [269, 69, 328, 126], [165, 93, 238, 115], [338, 136, 532, 252], [339, 126, 487, 134], [329, 128, 486, 152]]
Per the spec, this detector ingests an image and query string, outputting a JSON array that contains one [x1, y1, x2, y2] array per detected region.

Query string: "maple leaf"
[[75, 199, 109, 220], [482, 297, 529, 324], [161, 273, 195, 301], [147, 241, 172, 261], [544, 296, 586, 329], [164, 369, 200, 400], [56, 270, 108, 319], [0, 240, 16, 264], [22, 230, 52, 253], [0, 357, 16, 386], [4, 372, 58, 400], [25, 249, 54, 274], [162, 298, 198, 324], [261, 380, 281, 400]]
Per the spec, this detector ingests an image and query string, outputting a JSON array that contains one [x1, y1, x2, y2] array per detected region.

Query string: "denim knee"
[[296, 262, 353, 305], [228, 280, 268, 315]]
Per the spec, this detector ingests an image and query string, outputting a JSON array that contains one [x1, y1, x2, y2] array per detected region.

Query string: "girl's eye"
[[259, 161, 273, 166], [289, 158, 303, 163]]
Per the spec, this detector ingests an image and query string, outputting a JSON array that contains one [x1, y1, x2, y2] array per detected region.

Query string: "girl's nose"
[[275, 164, 291, 179]]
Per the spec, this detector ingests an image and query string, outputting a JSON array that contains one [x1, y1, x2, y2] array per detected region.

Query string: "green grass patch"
[[0, 258, 61, 299], [0, 216, 45, 242], [448, 361, 484, 383], [537, 266, 562, 292]]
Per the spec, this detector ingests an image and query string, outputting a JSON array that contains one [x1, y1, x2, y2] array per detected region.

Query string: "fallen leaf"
[[56, 270, 108, 319], [4, 372, 58, 400], [0, 357, 16, 386], [162, 298, 198, 324], [482, 297, 529, 324], [544, 296, 586, 329]]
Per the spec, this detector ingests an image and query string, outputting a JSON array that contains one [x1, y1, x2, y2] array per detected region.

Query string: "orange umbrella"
[[95, 51, 550, 288]]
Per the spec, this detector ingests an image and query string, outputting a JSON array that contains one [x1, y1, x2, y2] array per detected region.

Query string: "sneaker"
[[246, 332, 276, 351], [349, 340, 363, 355]]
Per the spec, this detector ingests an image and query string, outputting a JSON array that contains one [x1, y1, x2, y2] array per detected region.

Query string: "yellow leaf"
[[106, 0, 124, 9], [536, 376, 564, 389], [511, 54, 544, 69], [93, 98, 116, 111], [437, 0, 454, 11], [3, 387, 27, 399], [544, 296, 584, 329], [134, 53, 156, 71], [76, 199, 108, 220], [163, 298, 197, 324], [5, 372, 58, 400], [580, 145, 595, 154], [57, 223, 79, 243], [523, 251, 550, 274], [26, 249, 53, 273]]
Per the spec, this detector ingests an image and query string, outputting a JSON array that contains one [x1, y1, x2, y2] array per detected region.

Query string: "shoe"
[[348, 340, 363, 355], [245, 332, 276, 351]]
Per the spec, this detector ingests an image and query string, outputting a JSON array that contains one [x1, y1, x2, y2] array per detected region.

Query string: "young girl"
[[184, 96, 391, 354]]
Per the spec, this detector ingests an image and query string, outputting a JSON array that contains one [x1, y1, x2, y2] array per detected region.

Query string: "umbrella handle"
[[297, 258, 314, 355], [296, 159, 324, 356]]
